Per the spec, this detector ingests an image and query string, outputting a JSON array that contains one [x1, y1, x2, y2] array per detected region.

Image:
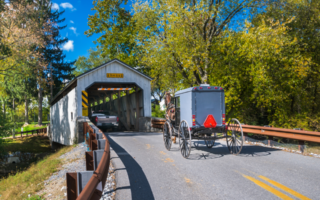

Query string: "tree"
[[85, 0, 139, 67], [246, 0, 320, 129], [43, 6, 75, 100], [0, 0, 52, 134], [0, 0, 50, 76], [73, 47, 110, 76], [132, 0, 264, 86], [35, 0, 75, 125]]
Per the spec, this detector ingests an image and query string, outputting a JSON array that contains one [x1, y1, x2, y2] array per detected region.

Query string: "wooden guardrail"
[[151, 118, 166, 129], [16, 126, 48, 137], [66, 122, 110, 200]]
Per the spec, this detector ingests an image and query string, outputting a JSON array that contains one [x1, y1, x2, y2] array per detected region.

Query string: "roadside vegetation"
[[0, 0, 74, 140], [152, 105, 166, 118], [2, 136, 51, 153], [0, 146, 72, 200]]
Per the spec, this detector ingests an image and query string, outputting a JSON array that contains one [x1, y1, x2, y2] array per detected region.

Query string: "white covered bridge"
[[49, 59, 153, 146]]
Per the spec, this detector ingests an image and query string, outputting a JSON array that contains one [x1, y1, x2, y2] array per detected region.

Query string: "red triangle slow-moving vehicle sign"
[[203, 114, 217, 128]]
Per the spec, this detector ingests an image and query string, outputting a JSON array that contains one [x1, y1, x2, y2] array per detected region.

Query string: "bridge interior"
[[86, 82, 144, 131]]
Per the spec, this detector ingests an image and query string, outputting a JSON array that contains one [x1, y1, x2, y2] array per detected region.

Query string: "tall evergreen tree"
[[36, 0, 75, 125], [43, 6, 75, 99]]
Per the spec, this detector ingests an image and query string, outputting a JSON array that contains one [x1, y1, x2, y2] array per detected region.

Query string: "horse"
[[165, 92, 176, 143]]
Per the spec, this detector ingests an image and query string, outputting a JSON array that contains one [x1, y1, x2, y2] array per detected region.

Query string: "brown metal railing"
[[67, 122, 111, 200], [241, 125, 320, 152], [241, 125, 320, 143]]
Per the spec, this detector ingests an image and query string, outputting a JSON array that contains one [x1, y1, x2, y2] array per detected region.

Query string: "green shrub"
[[152, 105, 166, 118]]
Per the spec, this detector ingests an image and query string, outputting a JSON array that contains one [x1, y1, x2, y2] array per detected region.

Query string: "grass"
[[0, 145, 73, 200], [0, 121, 49, 139], [305, 142, 320, 155], [15, 121, 49, 132], [2, 136, 52, 153]]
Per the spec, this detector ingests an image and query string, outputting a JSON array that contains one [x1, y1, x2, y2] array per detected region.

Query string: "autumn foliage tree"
[[82, 0, 320, 130], [0, 0, 52, 136]]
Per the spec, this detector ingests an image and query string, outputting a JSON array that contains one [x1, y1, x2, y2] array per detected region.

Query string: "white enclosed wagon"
[[163, 84, 244, 158]]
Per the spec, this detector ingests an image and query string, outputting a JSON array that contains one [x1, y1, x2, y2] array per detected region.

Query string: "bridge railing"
[[241, 125, 320, 152], [14, 126, 48, 138], [66, 122, 110, 200]]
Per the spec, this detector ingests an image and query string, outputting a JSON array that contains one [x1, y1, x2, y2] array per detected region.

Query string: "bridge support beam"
[[126, 90, 131, 129], [117, 91, 121, 117], [135, 88, 140, 131]]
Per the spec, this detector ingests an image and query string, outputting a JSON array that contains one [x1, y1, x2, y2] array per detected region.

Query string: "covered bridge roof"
[[50, 59, 152, 106]]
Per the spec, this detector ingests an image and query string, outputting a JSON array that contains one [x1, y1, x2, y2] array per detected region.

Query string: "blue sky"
[[51, 1, 101, 63]]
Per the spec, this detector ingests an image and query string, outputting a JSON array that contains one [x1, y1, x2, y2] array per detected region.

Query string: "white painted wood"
[[50, 88, 77, 145]]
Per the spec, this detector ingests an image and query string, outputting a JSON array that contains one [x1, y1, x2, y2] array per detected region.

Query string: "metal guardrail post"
[[91, 140, 98, 151], [66, 172, 78, 200], [243, 132, 247, 141], [268, 136, 274, 146], [66, 121, 111, 200], [298, 141, 305, 153], [85, 152, 94, 171]]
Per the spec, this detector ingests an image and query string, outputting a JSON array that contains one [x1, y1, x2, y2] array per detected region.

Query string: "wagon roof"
[[175, 87, 194, 96], [175, 86, 224, 96]]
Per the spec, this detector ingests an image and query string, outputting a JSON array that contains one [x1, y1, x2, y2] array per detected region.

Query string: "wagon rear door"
[[194, 91, 224, 127]]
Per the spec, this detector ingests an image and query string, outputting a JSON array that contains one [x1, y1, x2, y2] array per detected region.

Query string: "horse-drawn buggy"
[[163, 84, 244, 158]]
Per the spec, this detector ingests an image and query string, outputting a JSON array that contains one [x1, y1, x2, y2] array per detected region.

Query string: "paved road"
[[106, 132, 320, 200]]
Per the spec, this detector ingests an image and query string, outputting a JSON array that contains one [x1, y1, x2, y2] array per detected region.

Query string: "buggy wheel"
[[163, 121, 172, 151], [178, 120, 192, 159], [205, 140, 215, 148], [226, 118, 244, 155]]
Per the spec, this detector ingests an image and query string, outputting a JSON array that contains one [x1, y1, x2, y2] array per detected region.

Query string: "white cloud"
[[62, 40, 74, 51], [69, 27, 78, 36], [70, 20, 74, 24], [51, 3, 59, 10], [60, 2, 76, 11]]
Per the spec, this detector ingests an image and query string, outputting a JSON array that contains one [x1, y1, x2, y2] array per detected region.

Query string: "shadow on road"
[[106, 135, 155, 200], [169, 140, 281, 160], [107, 132, 161, 137]]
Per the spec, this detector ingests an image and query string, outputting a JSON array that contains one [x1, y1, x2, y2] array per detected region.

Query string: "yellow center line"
[[258, 176, 311, 200], [243, 175, 294, 200]]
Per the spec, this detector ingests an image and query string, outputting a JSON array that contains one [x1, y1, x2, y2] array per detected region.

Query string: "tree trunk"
[[13, 98, 15, 139], [25, 95, 29, 124], [2, 100, 5, 120], [38, 85, 43, 125]]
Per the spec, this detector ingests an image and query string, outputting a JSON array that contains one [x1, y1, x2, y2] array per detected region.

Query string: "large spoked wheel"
[[163, 121, 172, 151], [205, 139, 215, 148], [226, 118, 244, 155], [178, 120, 192, 159]]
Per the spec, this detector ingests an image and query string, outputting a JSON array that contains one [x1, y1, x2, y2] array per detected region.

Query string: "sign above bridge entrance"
[[106, 73, 123, 78], [98, 88, 132, 91]]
